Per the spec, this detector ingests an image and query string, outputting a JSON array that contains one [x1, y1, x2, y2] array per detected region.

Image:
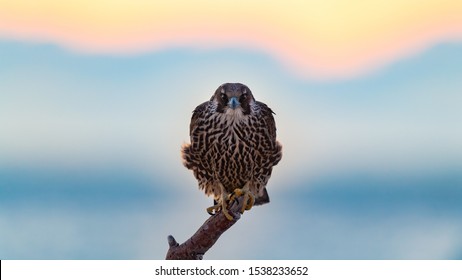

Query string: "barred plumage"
[[181, 83, 282, 219]]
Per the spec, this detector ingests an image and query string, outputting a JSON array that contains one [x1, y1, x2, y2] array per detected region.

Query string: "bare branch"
[[165, 197, 244, 260]]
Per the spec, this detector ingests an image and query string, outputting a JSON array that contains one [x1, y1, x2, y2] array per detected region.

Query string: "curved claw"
[[207, 185, 234, 220], [221, 206, 234, 221], [206, 204, 220, 216], [206, 200, 234, 220], [244, 192, 255, 212], [240, 191, 255, 213]]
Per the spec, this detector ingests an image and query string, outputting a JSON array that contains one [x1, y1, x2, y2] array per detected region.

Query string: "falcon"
[[181, 83, 282, 220]]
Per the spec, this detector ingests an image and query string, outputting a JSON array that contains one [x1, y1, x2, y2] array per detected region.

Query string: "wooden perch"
[[165, 197, 244, 260]]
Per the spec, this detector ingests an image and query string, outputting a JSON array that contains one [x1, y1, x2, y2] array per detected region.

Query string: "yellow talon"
[[245, 192, 255, 211], [229, 185, 255, 214], [206, 184, 234, 221], [207, 199, 234, 220], [240, 191, 255, 213], [221, 206, 234, 221], [206, 204, 220, 215], [234, 188, 244, 197], [206, 183, 257, 220]]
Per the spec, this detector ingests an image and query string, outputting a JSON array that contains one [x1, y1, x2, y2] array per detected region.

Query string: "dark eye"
[[220, 93, 228, 102], [240, 94, 248, 102]]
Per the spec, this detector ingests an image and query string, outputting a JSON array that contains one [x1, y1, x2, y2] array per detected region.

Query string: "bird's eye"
[[220, 93, 228, 102], [240, 94, 248, 102]]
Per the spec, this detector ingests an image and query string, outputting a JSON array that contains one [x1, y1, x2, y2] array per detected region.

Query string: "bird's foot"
[[229, 187, 255, 214], [207, 194, 234, 221]]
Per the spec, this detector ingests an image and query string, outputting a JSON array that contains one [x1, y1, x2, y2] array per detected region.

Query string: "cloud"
[[1, 0, 461, 79]]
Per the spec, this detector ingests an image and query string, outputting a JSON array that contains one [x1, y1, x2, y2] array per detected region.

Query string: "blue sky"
[[0, 40, 461, 259]]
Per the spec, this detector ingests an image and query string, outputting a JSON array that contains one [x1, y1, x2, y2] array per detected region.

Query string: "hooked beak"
[[228, 96, 240, 109]]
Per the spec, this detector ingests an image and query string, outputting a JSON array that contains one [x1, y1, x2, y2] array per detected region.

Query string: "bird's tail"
[[254, 188, 270, 206]]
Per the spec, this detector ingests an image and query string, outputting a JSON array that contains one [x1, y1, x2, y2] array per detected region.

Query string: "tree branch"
[[165, 197, 244, 260]]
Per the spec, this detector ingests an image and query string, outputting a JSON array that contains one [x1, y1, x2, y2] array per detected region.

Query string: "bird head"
[[211, 83, 255, 115]]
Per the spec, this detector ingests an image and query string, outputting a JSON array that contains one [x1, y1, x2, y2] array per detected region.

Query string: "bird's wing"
[[256, 101, 277, 140], [190, 101, 209, 136]]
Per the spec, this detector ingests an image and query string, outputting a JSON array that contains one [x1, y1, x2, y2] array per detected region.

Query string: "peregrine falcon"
[[181, 83, 282, 220]]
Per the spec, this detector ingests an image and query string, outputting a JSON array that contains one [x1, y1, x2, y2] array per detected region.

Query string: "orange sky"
[[1, 0, 462, 78]]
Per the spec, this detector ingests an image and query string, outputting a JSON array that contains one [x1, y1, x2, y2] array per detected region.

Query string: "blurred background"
[[1, 0, 461, 259]]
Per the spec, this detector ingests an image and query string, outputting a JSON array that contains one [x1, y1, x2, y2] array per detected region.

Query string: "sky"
[[0, 1, 462, 259]]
